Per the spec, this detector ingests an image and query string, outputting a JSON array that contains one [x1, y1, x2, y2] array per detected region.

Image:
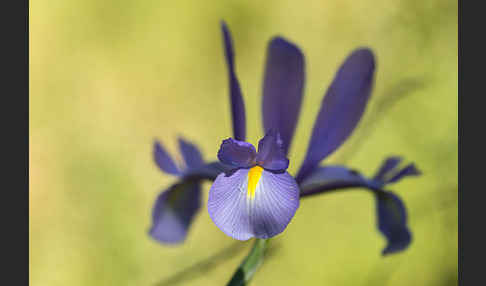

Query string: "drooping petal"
[[386, 163, 421, 184], [154, 140, 181, 176], [375, 190, 412, 255], [149, 181, 201, 244], [262, 37, 305, 155], [299, 166, 369, 196], [296, 48, 376, 182], [221, 21, 246, 141], [178, 137, 204, 169], [208, 167, 300, 240], [256, 130, 289, 172], [298, 164, 415, 256], [217, 138, 257, 168], [373, 156, 403, 182]]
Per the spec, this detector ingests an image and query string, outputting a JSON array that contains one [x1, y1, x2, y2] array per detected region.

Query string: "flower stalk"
[[227, 238, 269, 286]]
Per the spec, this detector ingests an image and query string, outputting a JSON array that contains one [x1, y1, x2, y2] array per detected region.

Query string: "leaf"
[[226, 239, 268, 286]]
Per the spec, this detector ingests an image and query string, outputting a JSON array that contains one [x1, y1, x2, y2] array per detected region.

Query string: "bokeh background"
[[30, 0, 457, 285]]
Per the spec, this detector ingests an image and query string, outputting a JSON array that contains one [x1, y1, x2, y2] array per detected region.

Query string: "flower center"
[[247, 166, 263, 199]]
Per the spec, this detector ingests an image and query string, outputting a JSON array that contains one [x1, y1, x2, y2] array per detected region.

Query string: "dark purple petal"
[[178, 137, 204, 169], [149, 182, 201, 244], [221, 21, 246, 141], [262, 37, 305, 155], [256, 130, 289, 172], [299, 166, 369, 196], [153, 140, 181, 176], [217, 138, 257, 168], [375, 191, 412, 255], [184, 161, 233, 181], [386, 163, 421, 184], [208, 168, 300, 240], [297, 164, 414, 255], [373, 156, 403, 182], [296, 48, 376, 182]]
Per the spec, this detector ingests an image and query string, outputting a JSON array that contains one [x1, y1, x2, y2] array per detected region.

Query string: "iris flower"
[[149, 21, 420, 255], [208, 130, 299, 240]]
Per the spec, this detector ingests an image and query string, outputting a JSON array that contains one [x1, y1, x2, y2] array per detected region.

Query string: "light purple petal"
[[296, 48, 375, 182], [154, 140, 181, 176], [221, 21, 246, 141], [217, 138, 257, 168], [386, 163, 421, 184], [262, 37, 305, 155], [255, 130, 289, 172], [178, 137, 204, 169], [373, 156, 403, 181], [149, 182, 201, 244], [208, 168, 300, 240]]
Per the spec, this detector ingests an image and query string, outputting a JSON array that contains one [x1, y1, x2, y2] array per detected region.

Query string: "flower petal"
[[373, 156, 403, 182], [299, 166, 369, 196], [298, 165, 414, 256], [386, 163, 421, 184], [221, 21, 246, 141], [178, 137, 204, 169], [184, 161, 233, 181], [255, 130, 289, 172], [149, 181, 201, 244], [296, 48, 375, 182], [154, 140, 181, 176], [262, 37, 305, 155], [375, 190, 412, 255], [208, 168, 300, 240], [217, 138, 257, 168]]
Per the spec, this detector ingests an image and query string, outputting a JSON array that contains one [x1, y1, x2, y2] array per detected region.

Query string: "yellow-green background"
[[30, 0, 457, 285]]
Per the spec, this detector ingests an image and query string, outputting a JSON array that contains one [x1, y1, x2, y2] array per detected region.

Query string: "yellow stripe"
[[247, 166, 263, 199]]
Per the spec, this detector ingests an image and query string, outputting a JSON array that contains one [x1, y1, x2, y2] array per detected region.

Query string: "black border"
[[459, 0, 482, 284], [3, 0, 29, 284]]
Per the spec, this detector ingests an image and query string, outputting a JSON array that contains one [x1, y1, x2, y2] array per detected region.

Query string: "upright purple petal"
[[217, 138, 257, 168], [262, 37, 305, 155], [149, 182, 201, 244], [154, 140, 181, 176], [386, 163, 421, 184], [255, 130, 289, 172], [178, 137, 204, 169], [221, 21, 246, 141], [296, 48, 376, 182], [373, 156, 403, 182], [208, 168, 300, 240], [375, 191, 412, 255]]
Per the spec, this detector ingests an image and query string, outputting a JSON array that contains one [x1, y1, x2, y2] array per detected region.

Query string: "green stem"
[[226, 238, 269, 286]]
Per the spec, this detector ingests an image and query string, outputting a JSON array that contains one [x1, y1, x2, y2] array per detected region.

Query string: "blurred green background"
[[30, 0, 457, 285]]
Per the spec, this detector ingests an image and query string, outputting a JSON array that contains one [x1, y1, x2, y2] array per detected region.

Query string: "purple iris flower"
[[208, 131, 299, 240], [149, 21, 421, 255]]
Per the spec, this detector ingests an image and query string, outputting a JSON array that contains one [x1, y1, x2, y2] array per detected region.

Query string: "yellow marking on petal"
[[247, 166, 263, 199]]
